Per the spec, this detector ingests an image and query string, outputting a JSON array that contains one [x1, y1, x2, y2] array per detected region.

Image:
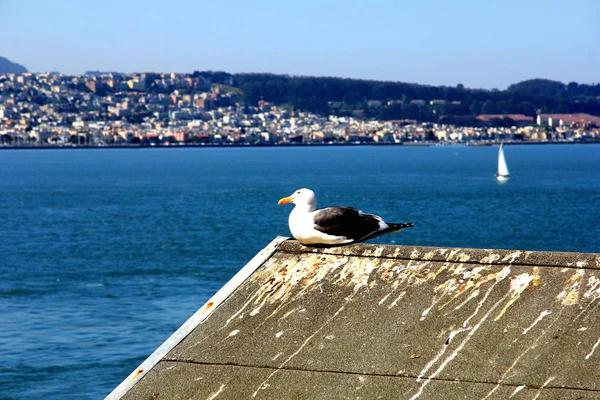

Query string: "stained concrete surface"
[[117, 239, 600, 399]]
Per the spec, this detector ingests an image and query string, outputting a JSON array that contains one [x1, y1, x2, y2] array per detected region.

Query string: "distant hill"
[[223, 73, 600, 124], [0, 56, 27, 74]]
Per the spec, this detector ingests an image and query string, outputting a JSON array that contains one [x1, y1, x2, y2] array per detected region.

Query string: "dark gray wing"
[[313, 206, 383, 242]]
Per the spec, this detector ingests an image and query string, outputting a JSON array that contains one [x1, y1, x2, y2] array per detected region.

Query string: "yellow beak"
[[278, 197, 293, 205]]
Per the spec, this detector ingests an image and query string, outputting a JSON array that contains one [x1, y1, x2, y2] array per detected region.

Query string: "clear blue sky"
[[1, 0, 598, 89]]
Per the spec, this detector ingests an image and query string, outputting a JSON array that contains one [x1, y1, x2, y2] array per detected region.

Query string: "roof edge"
[[104, 236, 289, 400], [278, 240, 600, 269]]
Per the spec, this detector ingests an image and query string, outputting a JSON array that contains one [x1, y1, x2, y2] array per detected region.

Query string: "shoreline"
[[0, 140, 598, 150]]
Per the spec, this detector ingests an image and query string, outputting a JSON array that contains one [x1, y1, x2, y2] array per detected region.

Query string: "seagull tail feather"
[[355, 222, 414, 243]]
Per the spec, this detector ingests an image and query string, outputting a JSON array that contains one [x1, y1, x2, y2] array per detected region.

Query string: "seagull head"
[[278, 188, 317, 211]]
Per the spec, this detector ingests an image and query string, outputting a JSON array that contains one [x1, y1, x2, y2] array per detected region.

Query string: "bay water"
[[0, 144, 598, 399]]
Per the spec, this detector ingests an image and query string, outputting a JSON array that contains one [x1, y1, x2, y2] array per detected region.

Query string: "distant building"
[[173, 132, 189, 142], [537, 113, 600, 128], [86, 80, 100, 93], [477, 114, 533, 127]]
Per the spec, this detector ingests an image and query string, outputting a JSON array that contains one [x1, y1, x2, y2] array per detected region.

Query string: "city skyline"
[[0, 0, 598, 89], [2, 71, 598, 149]]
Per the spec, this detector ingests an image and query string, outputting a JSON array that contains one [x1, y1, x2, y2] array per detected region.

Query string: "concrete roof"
[[108, 237, 600, 399]]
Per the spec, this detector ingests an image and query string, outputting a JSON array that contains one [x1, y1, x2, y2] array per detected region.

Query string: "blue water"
[[0, 144, 598, 399]]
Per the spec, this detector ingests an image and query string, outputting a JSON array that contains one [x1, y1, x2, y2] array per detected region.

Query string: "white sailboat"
[[496, 143, 510, 182]]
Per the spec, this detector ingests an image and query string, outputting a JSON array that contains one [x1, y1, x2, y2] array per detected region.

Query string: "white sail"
[[497, 143, 510, 179]]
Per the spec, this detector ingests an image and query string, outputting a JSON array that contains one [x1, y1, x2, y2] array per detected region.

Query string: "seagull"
[[278, 188, 413, 246]]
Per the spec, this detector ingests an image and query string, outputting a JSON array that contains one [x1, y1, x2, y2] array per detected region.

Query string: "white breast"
[[288, 208, 351, 245]]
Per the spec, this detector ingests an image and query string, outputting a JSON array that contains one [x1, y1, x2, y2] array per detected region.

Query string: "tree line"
[[197, 71, 600, 126]]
